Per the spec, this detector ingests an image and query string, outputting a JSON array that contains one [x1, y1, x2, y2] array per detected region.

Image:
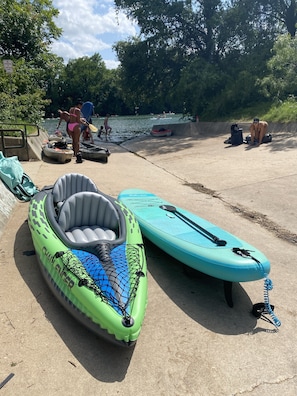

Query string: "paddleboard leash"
[[232, 247, 281, 329]]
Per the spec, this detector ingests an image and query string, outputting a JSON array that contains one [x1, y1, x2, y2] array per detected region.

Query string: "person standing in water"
[[104, 114, 112, 139]]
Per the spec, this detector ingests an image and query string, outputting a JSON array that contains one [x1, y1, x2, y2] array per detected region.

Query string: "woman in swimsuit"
[[67, 99, 84, 156]]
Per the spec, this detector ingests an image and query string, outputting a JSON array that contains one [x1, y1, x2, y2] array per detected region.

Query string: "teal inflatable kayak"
[[118, 189, 271, 284], [28, 174, 148, 347]]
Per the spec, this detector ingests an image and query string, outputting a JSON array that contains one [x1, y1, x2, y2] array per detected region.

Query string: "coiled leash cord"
[[233, 248, 281, 329]]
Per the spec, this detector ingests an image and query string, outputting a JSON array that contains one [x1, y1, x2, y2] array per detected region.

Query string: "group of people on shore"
[[58, 99, 112, 157]]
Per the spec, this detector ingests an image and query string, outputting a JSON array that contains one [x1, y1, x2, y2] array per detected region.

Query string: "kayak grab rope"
[[232, 248, 281, 329]]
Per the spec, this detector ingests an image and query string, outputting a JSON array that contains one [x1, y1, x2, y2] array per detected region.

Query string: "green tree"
[[45, 54, 128, 116], [260, 34, 297, 100], [0, 56, 64, 122], [115, 0, 225, 63], [115, 38, 185, 114], [98, 68, 131, 116], [234, 0, 297, 37], [174, 58, 225, 117], [0, 0, 62, 122], [0, 0, 61, 60], [114, 0, 286, 117]]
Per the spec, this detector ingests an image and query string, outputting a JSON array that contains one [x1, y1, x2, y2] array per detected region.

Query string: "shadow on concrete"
[[122, 136, 195, 157], [14, 220, 135, 383], [265, 131, 297, 152], [122, 124, 297, 157], [40, 154, 72, 165], [241, 131, 297, 152], [144, 239, 259, 335]]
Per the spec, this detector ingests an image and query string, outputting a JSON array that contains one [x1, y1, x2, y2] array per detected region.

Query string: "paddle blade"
[[88, 123, 98, 133]]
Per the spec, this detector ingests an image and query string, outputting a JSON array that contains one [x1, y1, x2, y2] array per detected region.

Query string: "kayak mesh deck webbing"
[[57, 243, 145, 317]]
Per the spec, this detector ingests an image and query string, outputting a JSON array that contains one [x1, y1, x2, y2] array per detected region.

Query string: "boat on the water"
[[150, 128, 172, 137], [28, 173, 148, 347], [80, 142, 111, 163]]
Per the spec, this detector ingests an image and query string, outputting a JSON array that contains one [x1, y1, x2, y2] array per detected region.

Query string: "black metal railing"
[[0, 123, 41, 159]]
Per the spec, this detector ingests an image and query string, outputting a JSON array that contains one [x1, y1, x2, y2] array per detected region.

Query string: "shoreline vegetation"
[[2, 97, 297, 135]]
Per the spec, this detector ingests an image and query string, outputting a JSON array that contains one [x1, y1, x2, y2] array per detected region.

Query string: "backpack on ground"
[[0, 152, 39, 201], [230, 124, 243, 146]]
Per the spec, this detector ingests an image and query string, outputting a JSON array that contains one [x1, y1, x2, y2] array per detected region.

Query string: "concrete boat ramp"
[[0, 123, 296, 395]]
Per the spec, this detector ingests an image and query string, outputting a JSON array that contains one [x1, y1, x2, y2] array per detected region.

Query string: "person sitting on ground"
[[249, 118, 268, 146]]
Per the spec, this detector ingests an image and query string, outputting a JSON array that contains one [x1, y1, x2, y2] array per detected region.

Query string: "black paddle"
[[160, 205, 227, 246]]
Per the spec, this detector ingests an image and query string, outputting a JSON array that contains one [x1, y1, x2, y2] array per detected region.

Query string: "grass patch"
[[210, 99, 297, 123], [262, 99, 297, 122], [204, 102, 271, 122]]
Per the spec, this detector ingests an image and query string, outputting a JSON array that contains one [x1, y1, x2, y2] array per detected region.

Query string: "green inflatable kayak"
[[28, 174, 148, 347]]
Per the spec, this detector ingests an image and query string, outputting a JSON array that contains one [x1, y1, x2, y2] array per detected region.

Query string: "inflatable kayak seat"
[[58, 192, 119, 244], [52, 173, 98, 209]]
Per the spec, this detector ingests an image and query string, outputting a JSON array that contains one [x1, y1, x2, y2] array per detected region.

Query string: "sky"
[[51, 0, 138, 69]]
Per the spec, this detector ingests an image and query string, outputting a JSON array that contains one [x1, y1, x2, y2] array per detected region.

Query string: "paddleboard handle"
[[160, 205, 227, 246]]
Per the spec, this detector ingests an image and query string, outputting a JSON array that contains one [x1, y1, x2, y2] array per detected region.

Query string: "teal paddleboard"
[[118, 189, 270, 283]]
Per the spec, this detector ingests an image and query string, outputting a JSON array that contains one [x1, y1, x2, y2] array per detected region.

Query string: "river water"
[[42, 114, 189, 143]]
